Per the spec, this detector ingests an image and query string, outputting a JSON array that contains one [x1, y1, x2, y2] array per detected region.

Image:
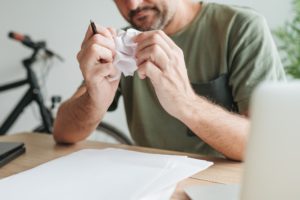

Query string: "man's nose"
[[126, 0, 143, 10]]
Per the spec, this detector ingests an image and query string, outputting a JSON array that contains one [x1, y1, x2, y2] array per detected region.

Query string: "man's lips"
[[132, 9, 156, 22]]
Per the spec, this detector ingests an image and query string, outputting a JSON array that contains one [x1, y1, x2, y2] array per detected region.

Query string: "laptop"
[[0, 142, 25, 167], [185, 81, 300, 200]]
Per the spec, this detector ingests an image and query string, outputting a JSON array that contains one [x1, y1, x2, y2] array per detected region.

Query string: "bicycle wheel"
[[33, 125, 52, 134], [88, 122, 133, 145]]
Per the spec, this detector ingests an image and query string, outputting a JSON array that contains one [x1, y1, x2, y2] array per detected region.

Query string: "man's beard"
[[128, 5, 172, 31]]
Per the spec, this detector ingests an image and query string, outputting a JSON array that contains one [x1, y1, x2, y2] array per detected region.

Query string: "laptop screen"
[[241, 82, 300, 200]]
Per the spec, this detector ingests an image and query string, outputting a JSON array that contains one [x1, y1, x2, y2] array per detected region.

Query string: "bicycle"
[[0, 32, 63, 135], [0, 31, 133, 145]]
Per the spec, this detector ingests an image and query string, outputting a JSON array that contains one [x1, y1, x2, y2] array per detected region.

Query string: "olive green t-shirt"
[[118, 2, 285, 157]]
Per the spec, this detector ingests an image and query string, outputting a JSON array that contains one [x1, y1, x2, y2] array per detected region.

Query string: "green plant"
[[274, 0, 300, 78]]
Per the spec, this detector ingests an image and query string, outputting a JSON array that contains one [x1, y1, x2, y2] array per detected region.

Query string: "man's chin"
[[132, 21, 161, 31], [133, 25, 154, 31]]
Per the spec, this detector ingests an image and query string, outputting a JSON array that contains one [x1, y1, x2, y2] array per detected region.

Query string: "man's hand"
[[134, 30, 196, 119], [53, 24, 121, 144], [134, 30, 248, 161], [77, 24, 120, 111]]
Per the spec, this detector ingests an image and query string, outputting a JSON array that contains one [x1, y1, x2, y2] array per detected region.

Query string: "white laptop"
[[185, 81, 300, 200]]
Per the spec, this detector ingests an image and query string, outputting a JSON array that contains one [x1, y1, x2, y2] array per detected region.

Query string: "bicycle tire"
[[33, 125, 51, 134], [94, 122, 133, 145]]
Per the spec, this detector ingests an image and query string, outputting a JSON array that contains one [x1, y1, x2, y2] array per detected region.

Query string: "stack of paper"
[[0, 148, 213, 200]]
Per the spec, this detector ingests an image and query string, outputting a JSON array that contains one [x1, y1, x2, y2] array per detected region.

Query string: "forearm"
[[54, 24, 120, 143], [53, 92, 105, 144], [133, 30, 249, 160], [178, 96, 249, 161]]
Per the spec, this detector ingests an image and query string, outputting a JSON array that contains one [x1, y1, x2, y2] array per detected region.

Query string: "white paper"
[[141, 185, 177, 200], [0, 148, 213, 200], [112, 28, 140, 80]]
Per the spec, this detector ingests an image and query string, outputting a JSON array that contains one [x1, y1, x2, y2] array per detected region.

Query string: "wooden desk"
[[0, 133, 243, 199]]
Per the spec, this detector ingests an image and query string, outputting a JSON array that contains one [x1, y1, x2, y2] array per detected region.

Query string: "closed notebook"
[[0, 142, 25, 167]]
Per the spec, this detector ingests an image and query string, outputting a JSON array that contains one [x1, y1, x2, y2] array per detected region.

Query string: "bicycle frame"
[[0, 50, 52, 135]]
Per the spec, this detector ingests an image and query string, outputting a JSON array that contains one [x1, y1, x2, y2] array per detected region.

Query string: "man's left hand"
[[134, 30, 196, 118]]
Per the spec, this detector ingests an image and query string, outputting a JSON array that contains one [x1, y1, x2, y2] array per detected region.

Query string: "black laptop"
[[0, 142, 25, 167]]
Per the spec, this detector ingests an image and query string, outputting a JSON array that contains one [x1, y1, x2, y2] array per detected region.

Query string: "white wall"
[[208, 0, 292, 27], [0, 0, 292, 136], [0, 0, 128, 135]]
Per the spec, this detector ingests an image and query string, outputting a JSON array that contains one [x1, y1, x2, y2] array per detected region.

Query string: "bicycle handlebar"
[[8, 31, 64, 62]]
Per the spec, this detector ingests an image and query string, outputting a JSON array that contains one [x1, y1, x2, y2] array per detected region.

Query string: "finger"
[[84, 63, 114, 84], [94, 63, 112, 78], [82, 24, 94, 46], [138, 61, 162, 83], [136, 44, 169, 71], [94, 63, 116, 78], [137, 69, 147, 80], [156, 30, 178, 49], [77, 50, 83, 62], [79, 44, 113, 69], [81, 34, 116, 56], [134, 30, 155, 42], [85, 23, 113, 41], [107, 27, 117, 38], [81, 24, 113, 49], [106, 69, 121, 82], [135, 31, 172, 58], [83, 62, 120, 86]]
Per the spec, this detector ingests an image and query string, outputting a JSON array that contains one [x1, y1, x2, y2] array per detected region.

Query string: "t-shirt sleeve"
[[227, 12, 286, 113]]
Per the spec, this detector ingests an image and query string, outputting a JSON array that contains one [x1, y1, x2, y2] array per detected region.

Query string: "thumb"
[[139, 61, 161, 85]]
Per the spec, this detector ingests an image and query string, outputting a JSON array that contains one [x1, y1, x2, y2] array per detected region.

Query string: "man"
[[53, 0, 285, 161]]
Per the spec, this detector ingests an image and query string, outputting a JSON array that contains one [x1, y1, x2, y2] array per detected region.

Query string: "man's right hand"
[[77, 24, 120, 111], [53, 24, 120, 144]]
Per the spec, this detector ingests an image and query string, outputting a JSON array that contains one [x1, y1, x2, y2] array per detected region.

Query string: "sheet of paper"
[[0, 148, 213, 200], [113, 28, 140, 79], [141, 185, 177, 200], [134, 156, 213, 198]]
